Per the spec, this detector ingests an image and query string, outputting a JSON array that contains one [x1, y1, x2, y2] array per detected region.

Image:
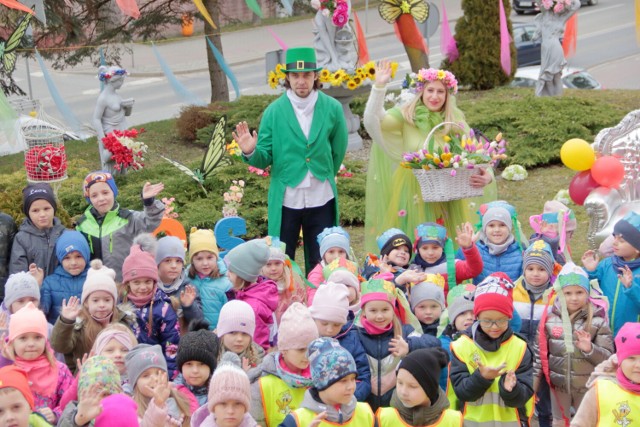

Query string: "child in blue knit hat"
[[307, 226, 351, 289], [40, 231, 91, 324], [583, 211, 640, 335], [279, 337, 375, 426]]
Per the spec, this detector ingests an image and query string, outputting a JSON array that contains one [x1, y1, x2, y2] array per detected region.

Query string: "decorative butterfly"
[[161, 115, 232, 195], [378, 0, 429, 24], [0, 12, 33, 75]]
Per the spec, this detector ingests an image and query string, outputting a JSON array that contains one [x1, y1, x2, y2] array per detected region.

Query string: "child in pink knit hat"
[[249, 303, 318, 427], [217, 300, 264, 371], [2, 302, 73, 424]]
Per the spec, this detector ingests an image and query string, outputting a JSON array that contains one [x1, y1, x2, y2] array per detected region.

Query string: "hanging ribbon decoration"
[[115, 0, 141, 19], [152, 43, 207, 106], [440, 0, 458, 62], [353, 10, 370, 65], [281, 0, 293, 15], [266, 27, 288, 52], [0, 0, 34, 14], [379, 0, 429, 72], [244, 0, 263, 18], [206, 36, 241, 100], [498, 0, 511, 76], [192, 0, 217, 29], [635, 0, 640, 45], [562, 14, 577, 58]]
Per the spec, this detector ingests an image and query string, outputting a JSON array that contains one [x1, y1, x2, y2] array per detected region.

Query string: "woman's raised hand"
[[374, 60, 393, 87]]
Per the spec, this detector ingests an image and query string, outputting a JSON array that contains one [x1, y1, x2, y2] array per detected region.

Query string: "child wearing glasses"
[[448, 273, 534, 426]]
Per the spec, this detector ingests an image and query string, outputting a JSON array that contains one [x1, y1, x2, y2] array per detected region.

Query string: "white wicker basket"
[[412, 121, 486, 203]]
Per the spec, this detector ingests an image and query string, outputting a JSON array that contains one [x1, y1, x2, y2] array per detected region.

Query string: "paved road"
[[9, 0, 639, 132]]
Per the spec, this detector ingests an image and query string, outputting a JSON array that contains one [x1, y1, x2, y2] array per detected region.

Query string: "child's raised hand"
[[574, 329, 593, 353], [179, 285, 197, 307], [76, 351, 93, 374], [147, 372, 172, 408], [389, 335, 409, 357], [618, 265, 634, 289], [61, 296, 82, 321], [395, 269, 426, 286], [378, 255, 393, 274], [503, 370, 517, 392], [142, 181, 164, 199], [28, 263, 44, 286], [455, 222, 476, 249], [478, 360, 506, 380], [39, 407, 56, 424], [75, 382, 105, 425], [242, 357, 251, 372], [309, 411, 328, 427], [581, 250, 599, 271]]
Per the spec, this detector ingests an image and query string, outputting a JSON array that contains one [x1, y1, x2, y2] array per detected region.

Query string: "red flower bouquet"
[[101, 128, 147, 171]]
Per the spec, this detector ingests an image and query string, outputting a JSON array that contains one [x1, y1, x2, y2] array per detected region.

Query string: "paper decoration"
[[562, 14, 577, 57], [440, 0, 458, 62], [192, 0, 217, 29], [206, 36, 241, 100], [151, 43, 206, 106], [353, 10, 370, 65], [245, 0, 263, 18], [267, 27, 288, 52], [115, 0, 141, 19], [0, 0, 34, 14], [498, 0, 511, 76]]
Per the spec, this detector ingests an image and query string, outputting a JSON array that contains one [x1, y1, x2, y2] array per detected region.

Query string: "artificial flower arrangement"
[[267, 61, 399, 91], [222, 180, 245, 217], [400, 129, 507, 177], [226, 139, 242, 161], [311, 0, 349, 27], [540, 0, 573, 13], [98, 68, 127, 82], [24, 144, 67, 181], [101, 128, 147, 171]]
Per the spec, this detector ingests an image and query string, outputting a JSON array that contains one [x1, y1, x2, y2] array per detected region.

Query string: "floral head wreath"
[[98, 68, 128, 82], [403, 68, 458, 95]]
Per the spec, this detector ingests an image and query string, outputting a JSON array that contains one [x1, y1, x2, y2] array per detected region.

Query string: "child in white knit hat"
[[217, 300, 264, 372]]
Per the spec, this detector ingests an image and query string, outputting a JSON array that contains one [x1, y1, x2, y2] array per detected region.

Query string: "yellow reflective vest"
[[258, 374, 308, 427], [291, 402, 374, 426], [449, 334, 533, 427], [376, 407, 463, 426], [595, 378, 640, 426]]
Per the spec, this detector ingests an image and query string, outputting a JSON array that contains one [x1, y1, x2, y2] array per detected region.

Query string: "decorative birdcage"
[[21, 108, 68, 183]]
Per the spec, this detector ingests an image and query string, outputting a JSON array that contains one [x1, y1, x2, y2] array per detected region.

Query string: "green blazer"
[[246, 91, 348, 236]]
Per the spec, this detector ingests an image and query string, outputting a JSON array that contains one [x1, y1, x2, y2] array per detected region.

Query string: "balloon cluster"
[[560, 138, 625, 205]]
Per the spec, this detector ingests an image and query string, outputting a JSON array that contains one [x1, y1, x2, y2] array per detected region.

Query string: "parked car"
[[513, 0, 598, 15], [513, 23, 542, 66], [510, 66, 602, 89]]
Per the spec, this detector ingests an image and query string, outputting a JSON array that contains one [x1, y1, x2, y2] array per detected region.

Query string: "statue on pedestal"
[[311, 0, 358, 73]]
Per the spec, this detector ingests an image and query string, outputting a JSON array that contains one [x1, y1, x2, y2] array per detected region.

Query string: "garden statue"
[[92, 65, 134, 174], [533, 0, 580, 97], [311, 0, 358, 72]]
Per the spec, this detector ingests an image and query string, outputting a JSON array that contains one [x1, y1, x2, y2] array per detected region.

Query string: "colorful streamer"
[[206, 36, 241, 100], [151, 43, 206, 106], [34, 50, 83, 134], [440, 0, 459, 62], [192, 0, 217, 29], [267, 27, 288, 52], [245, 0, 263, 18], [498, 0, 511, 76], [19, 0, 46, 25], [281, 0, 293, 15], [636, 0, 640, 45], [0, 0, 34, 14], [562, 14, 577, 58], [394, 15, 428, 52], [353, 11, 370, 65], [115, 0, 141, 19]]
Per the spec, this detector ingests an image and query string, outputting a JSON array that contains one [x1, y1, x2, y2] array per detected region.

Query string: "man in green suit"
[[234, 47, 348, 273]]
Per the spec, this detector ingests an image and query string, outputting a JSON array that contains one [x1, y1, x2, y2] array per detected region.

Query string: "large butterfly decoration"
[[0, 12, 34, 75], [161, 116, 232, 195], [378, 0, 429, 24]]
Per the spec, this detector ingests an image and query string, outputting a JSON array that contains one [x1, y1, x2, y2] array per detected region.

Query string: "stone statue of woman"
[[533, 0, 580, 97], [92, 65, 134, 174], [312, 0, 358, 73]]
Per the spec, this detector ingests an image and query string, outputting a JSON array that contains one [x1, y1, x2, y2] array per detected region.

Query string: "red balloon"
[[591, 156, 625, 188], [569, 171, 600, 206]]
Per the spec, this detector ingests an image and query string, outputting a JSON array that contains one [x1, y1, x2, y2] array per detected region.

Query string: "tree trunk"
[[204, 0, 230, 103]]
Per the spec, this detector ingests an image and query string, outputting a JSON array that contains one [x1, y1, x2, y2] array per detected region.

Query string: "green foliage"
[[441, 0, 516, 90]]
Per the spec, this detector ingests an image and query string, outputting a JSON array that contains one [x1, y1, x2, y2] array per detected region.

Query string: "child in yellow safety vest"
[[571, 322, 640, 426], [249, 303, 319, 426], [376, 347, 463, 426], [448, 273, 535, 426], [279, 337, 375, 426]]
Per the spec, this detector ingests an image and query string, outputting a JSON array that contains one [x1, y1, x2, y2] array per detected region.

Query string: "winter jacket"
[[9, 217, 66, 277], [31, 359, 74, 421], [0, 212, 17, 298], [190, 259, 231, 330], [334, 313, 372, 402], [50, 303, 137, 373], [279, 389, 370, 427], [29, 413, 52, 427], [173, 373, 209, 407], [159, 270, 204, 327], [513, 276, 553, 343], [357, 323, 441, 411], [129, 289, 181, 374], [585, 257, 640, 335], [75, 199, 164, 282], [191, 404, 258, 427], [40, 264, 89, 324], [410, 245, 485, 295], [533, 300, 614, 394], [228, 277, 279, 350], [458, 239, 523, 285]]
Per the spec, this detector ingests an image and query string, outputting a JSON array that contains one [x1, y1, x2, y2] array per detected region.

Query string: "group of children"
[[2, 171, 640, 426]]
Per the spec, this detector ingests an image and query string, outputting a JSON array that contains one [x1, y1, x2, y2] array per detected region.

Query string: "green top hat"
[[284, 47, 322, 72]]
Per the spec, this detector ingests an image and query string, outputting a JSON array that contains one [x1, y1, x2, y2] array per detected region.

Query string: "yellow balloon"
[[560, 138, 595, 171]]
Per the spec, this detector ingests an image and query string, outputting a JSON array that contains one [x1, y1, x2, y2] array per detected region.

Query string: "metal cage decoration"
[[21, 108, 68, 183]]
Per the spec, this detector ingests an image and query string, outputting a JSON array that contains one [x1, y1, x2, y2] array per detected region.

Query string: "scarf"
[[390, 386, 450, 426], [158, 271, 186, 295], [361, 317, 393, 335], [481, 233, 515, 256], [14, 354, 58, 396], [286, 89, 318, 138], [413, 104, 444, 135], [275, 353, 313, 388], [174, 373, 209, 400], [617, 369, 640, 393], [127, 287, 156, 308], [412, 252, 446, 271], [612, 255, 640, 275], [524, 278, 550, 302], [91, 311, 113, 325], [471, 322, 514, 352]]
